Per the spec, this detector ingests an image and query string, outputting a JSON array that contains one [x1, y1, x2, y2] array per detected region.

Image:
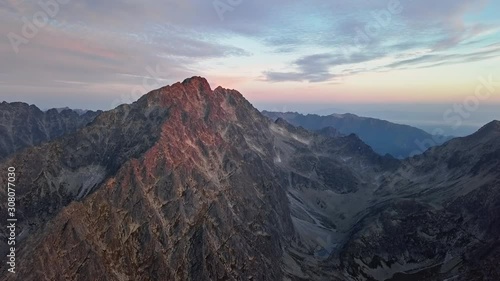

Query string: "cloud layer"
[[0, 0, 499, 108]]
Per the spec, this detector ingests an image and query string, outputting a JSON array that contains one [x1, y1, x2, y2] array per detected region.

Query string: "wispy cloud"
[[0, 0, 499, 108]]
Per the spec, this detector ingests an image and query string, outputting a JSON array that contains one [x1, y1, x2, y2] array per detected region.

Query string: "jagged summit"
[[478, 119, 500, 133], [181, 76, 212, 91], [330, 112, 359, 119], [0, 102, 101, 160], [274, 117, 292, 127], [137, 76, 248, 116], [455, 119, 500, 143]]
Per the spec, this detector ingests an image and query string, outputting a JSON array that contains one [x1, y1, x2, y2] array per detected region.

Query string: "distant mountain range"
[[262, 111, 453, 158], [0, 77, 499, 280], [0, 101, 101, 161], [50, 107, 95, 116]]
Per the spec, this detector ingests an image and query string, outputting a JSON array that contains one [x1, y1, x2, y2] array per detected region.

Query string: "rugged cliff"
[[0, 78, 498, 281], [0, 102, 101, 161]]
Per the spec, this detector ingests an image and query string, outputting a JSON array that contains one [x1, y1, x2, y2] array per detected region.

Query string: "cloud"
[[0, 0, 498, 107], [264, 54, 338, 82], [385, 46, 500, 69], [261, 0, 498, 82], [264, 50, 388, 82], [0, 1, 252, 109]]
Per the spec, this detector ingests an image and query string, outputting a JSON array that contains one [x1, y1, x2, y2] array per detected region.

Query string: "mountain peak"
[[472, 120, 500, 137], [181, 76, 212, 91], [330, 113, 359, 119], [484, 120, 500, 129], [137, 76, 217, 110]]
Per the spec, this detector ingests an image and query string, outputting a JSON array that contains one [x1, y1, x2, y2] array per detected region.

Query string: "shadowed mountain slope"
[[0, 78, 498, 281], [262, 111, 452, 158], [0, 102, 101, 161]]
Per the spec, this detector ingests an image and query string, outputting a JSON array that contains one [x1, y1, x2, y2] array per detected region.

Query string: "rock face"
[[315, 126, 343, 138], [0, 77, 295, 280], [0, 77, 499, 281], [262, 111, 452, 158], [0, 102, 101, 161], [345, 120, 500, 281]]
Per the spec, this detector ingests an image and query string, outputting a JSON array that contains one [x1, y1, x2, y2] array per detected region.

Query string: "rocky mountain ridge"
[[262, 111, 453, 158], [0, 77, 498, 280], [0, 101, 101, 161]]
